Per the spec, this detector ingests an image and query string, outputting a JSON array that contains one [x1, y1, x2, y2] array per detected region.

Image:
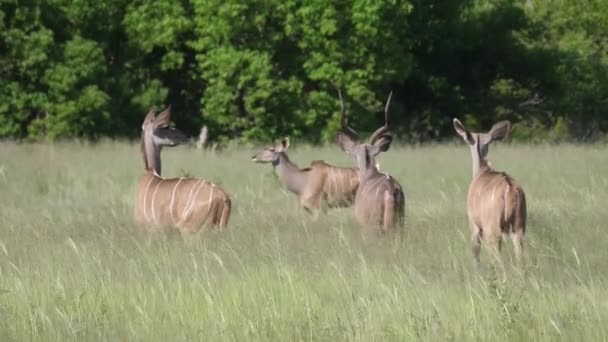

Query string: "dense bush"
[[1, 0, 607, 142]]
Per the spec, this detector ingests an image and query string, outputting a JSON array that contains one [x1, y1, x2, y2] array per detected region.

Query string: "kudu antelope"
[[453, 118, 527, 271], [337, 92, 405, 239], [133, 107, 231, 242], [196, 124, 220, 152], [251, 136, 359, 216]]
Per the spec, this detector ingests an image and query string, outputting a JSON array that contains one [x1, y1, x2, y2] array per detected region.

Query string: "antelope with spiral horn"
[[337, 92, 405, 239]]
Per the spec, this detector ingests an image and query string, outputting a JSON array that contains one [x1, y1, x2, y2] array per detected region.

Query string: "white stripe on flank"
[[181, 179, 202, 219], [182, 180, 206, 219], [150, 179, 163, 224], [349, 170, 357, 187], [328, 168, 336, 197], [169, 178, 184, 222], [336, 168, 343, 194], [206, 186, 215, 214], [504, 185, 511, 219], [190, 184, 216, 219], [142, 176, 156, 223]]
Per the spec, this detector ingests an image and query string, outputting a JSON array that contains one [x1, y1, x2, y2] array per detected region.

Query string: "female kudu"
[[251, 90, 361, 217], [453, 118, 527, 272], [252, 137, 359, 216], [134, 107, 231, 242]]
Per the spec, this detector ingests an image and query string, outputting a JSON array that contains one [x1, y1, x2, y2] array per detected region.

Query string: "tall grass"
[[0, 141, 607, 341]]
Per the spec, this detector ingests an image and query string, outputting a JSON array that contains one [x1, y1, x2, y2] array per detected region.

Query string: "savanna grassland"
[[0, 141, 607, 341]]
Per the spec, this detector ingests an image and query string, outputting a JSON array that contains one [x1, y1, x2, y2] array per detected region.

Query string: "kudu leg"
[[360, 226, 380, 243], [180, 230, 202, 248], [143, 231, 156, 248], [178, 221, 204, 248], [301, 195, 322, 221], [218, 198, 231, 230], [138, 223, 164, 248], [510, 231, 525, 271], [470, 223, 482, 272], [484, 232, 505, 278]]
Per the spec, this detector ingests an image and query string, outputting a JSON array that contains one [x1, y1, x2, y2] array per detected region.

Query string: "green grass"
[[0, 141, 607, 341]]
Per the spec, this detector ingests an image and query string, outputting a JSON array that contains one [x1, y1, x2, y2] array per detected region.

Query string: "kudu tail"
[[397, 191, 405, 227], [383, 190, 396, 234], [218, 197, 231, 229], [514, 189, 526, 234], [504, 185, 527, 270], [504, 185, 526, 234]]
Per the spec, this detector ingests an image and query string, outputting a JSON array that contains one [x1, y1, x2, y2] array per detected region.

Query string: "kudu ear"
[[276, 137, 289, 152], [142, 108, 157, 130], [487, 120, 511, 142], [370, 134, 393, 156], [153, 126, 190, 147], [453, 118, 475, 145], [154, 105, 172, 129], [337, 132, 357, 154]]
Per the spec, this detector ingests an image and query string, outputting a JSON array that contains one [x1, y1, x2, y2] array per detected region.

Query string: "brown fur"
[[134, 173, 231, 239], [252, 138, 359, 216], [337, 91, 405, 240], [454, 118, 527, 271], [133, 107, 231, 243], [310, 160, 359, 209], [353, 172, 405, 239]]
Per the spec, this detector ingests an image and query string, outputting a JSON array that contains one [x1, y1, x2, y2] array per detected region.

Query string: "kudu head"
[[251, 137, 290, 165], [140, 106, 189, 175], [453, 118, 511, 176], [337, 91, 394, 179]]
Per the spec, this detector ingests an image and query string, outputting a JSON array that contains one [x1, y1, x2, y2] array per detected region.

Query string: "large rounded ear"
[[370, 134, 393, 156], [276, 137, 290, 152], [142, 108, 157, 130], [453, 118, 474, 145], [338, 132, 357, 154], [487, 120, 511, 142], [154, 105, 172, 129], [153, 127, 189, 147]]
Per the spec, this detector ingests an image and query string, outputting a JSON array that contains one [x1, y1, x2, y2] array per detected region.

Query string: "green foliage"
[[0, 0, 607, 141], [525, 0, 608, 139]]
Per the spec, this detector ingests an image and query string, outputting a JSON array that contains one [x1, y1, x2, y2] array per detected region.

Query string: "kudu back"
[[133, 107, 231, 242], [453, 118, 527, 271], [337, 91, 405, 239], [252, 137, 359, 216]]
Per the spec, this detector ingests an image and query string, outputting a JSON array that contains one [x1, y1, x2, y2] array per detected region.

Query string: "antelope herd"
[[133, 92, 527, 272]]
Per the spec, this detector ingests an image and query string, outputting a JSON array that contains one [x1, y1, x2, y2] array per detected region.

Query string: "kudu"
[[453, 118, 527, 272], [196, 124, 220, 152], [337, 92, 405, 239], [133, 107, 231, 242], [251, 135, 359, 217]]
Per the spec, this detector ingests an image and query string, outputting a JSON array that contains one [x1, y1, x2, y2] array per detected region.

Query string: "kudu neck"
[[356, 155, 381, 181], [470, 148, 490, 178], [273, 152, 297, 169], [141, 133, 162, 176], [273, 152, 306, 195]]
